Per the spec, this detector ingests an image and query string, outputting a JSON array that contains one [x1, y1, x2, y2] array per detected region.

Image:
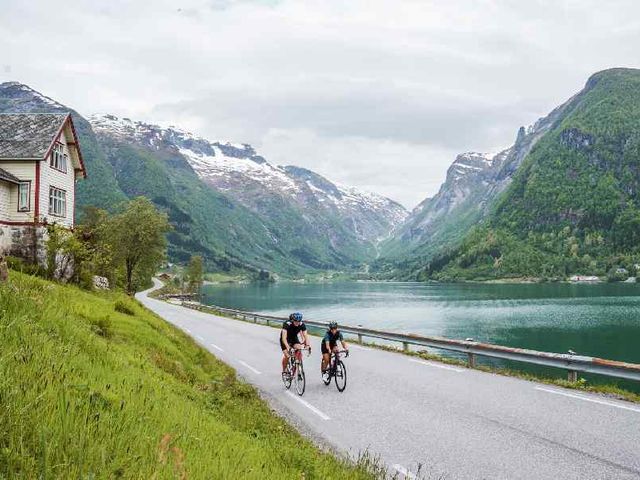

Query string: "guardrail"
[[181, 301, 640, 383]]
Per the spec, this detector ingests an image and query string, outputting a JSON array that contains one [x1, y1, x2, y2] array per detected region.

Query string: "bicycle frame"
[[287, 346, 309, 375]]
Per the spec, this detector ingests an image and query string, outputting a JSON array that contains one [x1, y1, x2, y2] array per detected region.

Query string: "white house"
[[0, 113, 86, 263]]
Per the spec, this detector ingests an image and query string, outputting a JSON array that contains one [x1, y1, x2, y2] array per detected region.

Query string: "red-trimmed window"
[[18, 182, 30, 212], [50, 143, 68, 173], [49, 187, 66, 217]]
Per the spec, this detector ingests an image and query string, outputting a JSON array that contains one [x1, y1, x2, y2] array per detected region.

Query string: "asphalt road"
[[137, 280, 640, 480]]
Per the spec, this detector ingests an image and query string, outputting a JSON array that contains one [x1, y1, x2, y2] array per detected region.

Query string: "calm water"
[[201, 281, 640, 388]]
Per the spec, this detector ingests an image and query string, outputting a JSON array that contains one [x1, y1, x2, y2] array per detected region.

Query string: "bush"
[[114, 300, 135, 316], [5, 256, 45, 277], [90, 315, 113, 338]]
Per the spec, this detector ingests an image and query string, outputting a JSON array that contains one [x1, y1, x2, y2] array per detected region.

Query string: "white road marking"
[[184, 328, 191, 333], [196, 334, 205, 341], [210, 343, 224, 352], [535, 386, 640, 413], [238, 360, 262, 375], [393, 464, 417, 479], [409, 358, 465, 373], [285, 391, 330, 420]]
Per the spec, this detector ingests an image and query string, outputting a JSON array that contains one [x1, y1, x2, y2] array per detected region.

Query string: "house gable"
[[0, 113, 86, 228]]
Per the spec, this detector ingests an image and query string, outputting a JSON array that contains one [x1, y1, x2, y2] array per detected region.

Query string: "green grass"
[[0, 271, 380, 479]]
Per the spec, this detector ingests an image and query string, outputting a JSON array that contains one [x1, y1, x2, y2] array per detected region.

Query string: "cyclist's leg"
[[321, 342, 330, 371], [321, 353, 331, 372], [291, 343, 304, 361], [280, 338, 289, 373]]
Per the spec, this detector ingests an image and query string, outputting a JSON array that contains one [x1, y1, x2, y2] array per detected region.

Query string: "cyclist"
[[321, 321, 349, 373], [281, 312, 310, 377]]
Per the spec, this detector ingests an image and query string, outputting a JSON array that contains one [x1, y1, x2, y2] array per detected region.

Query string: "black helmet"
[[329, 321, 338, 329], [291, 312, 303, 322]]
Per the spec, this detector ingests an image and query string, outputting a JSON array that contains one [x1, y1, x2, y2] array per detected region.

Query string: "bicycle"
[[322, 350, 348, 392], [282, 345, 310, 396]]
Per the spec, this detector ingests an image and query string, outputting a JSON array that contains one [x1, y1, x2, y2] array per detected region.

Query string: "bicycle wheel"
[[295, 361, 306, 396], [334, 361, 347, 392]]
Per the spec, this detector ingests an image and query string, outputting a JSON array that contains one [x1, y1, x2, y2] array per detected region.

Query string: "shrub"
[[5, 256, 45, 277], [114, 300, 135, 316], [91, 315, 113, 338]]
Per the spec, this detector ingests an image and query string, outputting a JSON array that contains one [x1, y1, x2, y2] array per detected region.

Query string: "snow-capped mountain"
[[89, 114, 407, 245]]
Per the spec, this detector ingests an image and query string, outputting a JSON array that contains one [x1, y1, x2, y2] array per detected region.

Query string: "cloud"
[[1, 0, 639, 207]]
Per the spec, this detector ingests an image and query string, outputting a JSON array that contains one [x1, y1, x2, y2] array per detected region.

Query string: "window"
[[49, 187, 66, 217], [18, 182, 30, 212], [50, 143, 67, 173]]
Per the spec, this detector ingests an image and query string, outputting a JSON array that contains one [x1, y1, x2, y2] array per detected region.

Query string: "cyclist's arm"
[[281, 329, 290, 350], [339, 333, 348, 351], [302, 329, 311, 347]]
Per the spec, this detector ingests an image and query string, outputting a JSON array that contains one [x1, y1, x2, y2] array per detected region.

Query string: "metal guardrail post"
[[467, 353, 477, 368], [253, 315, 257, 323], [357, 333, 363, 344], [403, 342, 409, 352], [568, 370, 578, 382]]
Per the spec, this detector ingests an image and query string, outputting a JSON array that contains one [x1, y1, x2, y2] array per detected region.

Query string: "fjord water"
[[202, 281, 640, 388]]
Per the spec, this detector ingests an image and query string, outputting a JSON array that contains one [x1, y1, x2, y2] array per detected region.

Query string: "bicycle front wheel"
[[295, 362, 306, 396], [334, 361, 347, 392]]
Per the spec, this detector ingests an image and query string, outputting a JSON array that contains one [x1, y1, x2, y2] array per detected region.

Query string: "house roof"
[[0, 167, 21, 184], [0, 113, 86, 178], [0, 113, 70, 160]]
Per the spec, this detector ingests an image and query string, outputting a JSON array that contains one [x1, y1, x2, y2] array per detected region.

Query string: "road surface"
[[137, 281, 640, 479]]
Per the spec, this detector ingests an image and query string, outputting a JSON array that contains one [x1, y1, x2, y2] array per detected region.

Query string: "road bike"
[[282, 345, 310, 396], [322, 350, 348, 392]]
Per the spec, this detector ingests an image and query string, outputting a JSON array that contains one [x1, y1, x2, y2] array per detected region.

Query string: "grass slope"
[[0, 272, 377, 479]]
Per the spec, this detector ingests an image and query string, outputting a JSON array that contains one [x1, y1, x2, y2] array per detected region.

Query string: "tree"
[[45, 223, 87, 282], [108, 197, 171, 294], [185, 255, 204, 293], [77, 206, 116, 287], [612, 204, 640, 250]]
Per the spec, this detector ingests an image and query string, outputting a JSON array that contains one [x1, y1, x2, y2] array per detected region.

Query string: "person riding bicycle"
[[281, 312, 310, 377], [321, 321, 348, 373]]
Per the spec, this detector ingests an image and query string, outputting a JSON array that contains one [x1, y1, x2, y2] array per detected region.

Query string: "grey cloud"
[[1, 0, 640, 207]]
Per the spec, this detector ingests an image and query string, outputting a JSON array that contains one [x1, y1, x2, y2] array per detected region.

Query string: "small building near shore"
[[569, 275, 600, 283]]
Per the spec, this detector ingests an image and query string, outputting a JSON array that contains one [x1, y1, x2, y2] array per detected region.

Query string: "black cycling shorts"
[[321, 342, 337, 355], [280, 338, 300, 351]]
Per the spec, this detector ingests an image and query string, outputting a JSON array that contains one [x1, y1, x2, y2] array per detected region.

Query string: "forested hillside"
[[424, 68, 640, 281]]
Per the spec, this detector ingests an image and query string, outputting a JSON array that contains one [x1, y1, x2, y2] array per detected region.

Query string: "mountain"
[[89, 114, 407, 270], [0, 82, 406, 275], [377, 70, 600, 278], [421, 68, 640, 280]]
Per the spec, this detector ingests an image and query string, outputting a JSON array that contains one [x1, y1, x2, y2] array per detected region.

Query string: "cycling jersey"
[[280, 320, 307, 350], [321, 329, 344, 353]]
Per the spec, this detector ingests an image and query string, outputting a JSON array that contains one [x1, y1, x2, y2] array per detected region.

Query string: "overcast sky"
[[1, 1, 639, 208]]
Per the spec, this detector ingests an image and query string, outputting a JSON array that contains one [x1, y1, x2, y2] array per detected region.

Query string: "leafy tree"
[[185, 255, 204, 293], [77, 206, 117, 286], [612, 204, 640, 250], [45, 224, 87, 282], [108, 197, 171, 294]]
